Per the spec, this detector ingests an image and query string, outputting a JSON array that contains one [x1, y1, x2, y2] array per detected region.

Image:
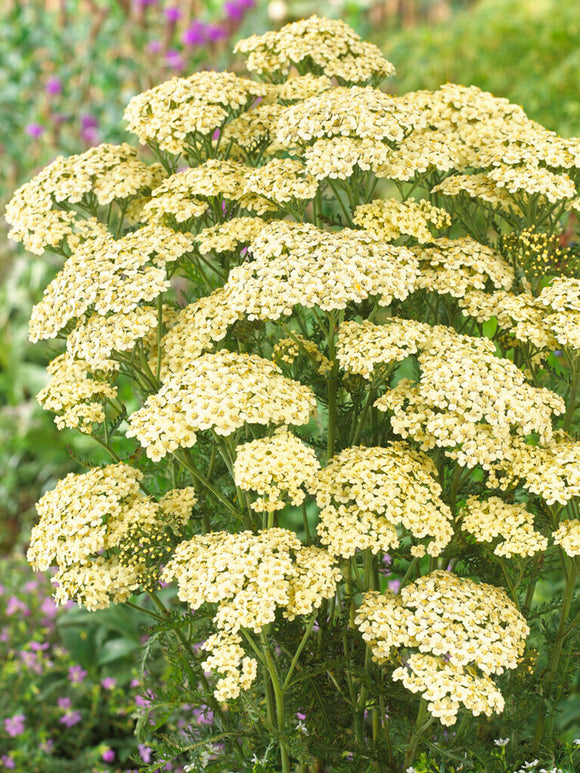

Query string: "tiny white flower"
[[494, 737, 510, 747]]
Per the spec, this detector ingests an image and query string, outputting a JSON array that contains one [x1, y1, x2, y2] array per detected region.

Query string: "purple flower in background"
[[57, 697, 71, 710], [193, 706, 213, 725], [102, 749, 115, 763], [40, 596, 58, 619], [80, 114, 99, 144], [296, 711, 306, 721], [45, 76, 62, 96], [68, 664, 88, 683], [135, 693, 152, 708], [25, 123, 44, 139], [130, 677, 140, 688], [24, 580, 38, 593], [165, 49, 185, 70], [40, 738, 54, 753], [4, 714, 25, 737], [0, 756, 15, 769], [29, 641, 49, 652], [138, 744, 153, 763], [6, 596, 30, 616], [164, 6, 181, 22], [182, 20, 208, 46], [101, 676, 116, 690], [223, 1, 244, 21], [147, 40, 162, 54], [60, 710, 82, 728], [206, 24, 227, 42], [133, 0, 157, 6], [0, 628, 9, 642], [388, 578, 401, 593]]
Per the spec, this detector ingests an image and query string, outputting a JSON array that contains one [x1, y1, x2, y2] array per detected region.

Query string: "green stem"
[[327, 312, 338, 460], [404, 699, 434, 769], [260, 631, 291, 773], [533, 557, 578, 749], [282, 615, 316, 691]]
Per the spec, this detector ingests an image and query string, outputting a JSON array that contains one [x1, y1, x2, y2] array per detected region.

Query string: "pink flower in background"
[[57, 697, 71, 710], [40, 596, 58, 619], [138, 744, 153, 763], [164, 6, 181, 22], [6, 596, 30, 616], [102, 748, 116, 763], [25, 123, 44, 139], [60, 710, 82, 728], [101, 676, 117, 689], [206, 24, 227, 42], [165, 49, 185, 70], [147, 40, 163, 54], [40, 738, 54, 753], [388, 578, 401, 593], [45, 76, 63, 95], [4, 713, 25, 737], [0, 755, 15, 769], [68, 664, 88, 683], [80, 114, 99, 144], [182, 21, 208, 46]]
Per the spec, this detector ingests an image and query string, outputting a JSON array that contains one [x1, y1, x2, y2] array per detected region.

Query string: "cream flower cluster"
[[489, 435, 580, 506], [201, 632, 258, 702], [415, 236, 515, 298], [28, 464, 195, 610], [310, 443, 453, 558], [376, 327, 565, 468], [28, 225, 193, 342], [461, 496, 548, 558], [244, 158, 319, 204], [432, 172, 516, 211], [195, 216, 268, 255], [552, 520, 580, 557], [233, 428, 320, 512], [353, 198, 451, 243], [337, 318, 433, 379], [225, 221, 419, 319], [220, 102, 287, 153], [272, 333, 332, 375], [140, 159, 275, 224], [459, 290, 557, 350], [355, 571, 529, 724], [156, 287, 242, 376], [234, 15, 395, 85], [36, 354, 118, 433], [126, 351, 317, 460], [392, 654, 505, 726], [302, 136, 392, 180], [162, 528, 341, 698], [5, 144, 163, 254], [123, 71, 266, 154], [276, 86, 418, 147]]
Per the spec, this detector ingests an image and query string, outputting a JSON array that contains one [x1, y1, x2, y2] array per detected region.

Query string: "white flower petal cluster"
[[552, 519, 580, 557], [353, 198, 451, 243], [126, 351, 317, 461], [225, 221, 419, 319], [234, 428, 320, 512], [310, 443, 453, 558], [356, 571, 529, 724], [461, 496, 547, 557], [235, 15, 395, 84]]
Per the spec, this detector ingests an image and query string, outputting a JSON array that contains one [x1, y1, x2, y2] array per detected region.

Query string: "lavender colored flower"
[[138, 744, 153, 763], [181, 21, 208, 46], [193, 706, 214, 725], [101, 676, 116, 689], [166, 48, 185, 69], [24, 580, 38, 593], [296, 711, 306, 721], [130, 677, 140, 688], [4, 714, 25, 737], [40, 738, 54, 753], [135, 693, 152, 708], [68, 664, 88, 683], [102, 749, 115, 763], [58, 696, 72, 710], [205, 24, 227, 42], [0, 628, 9, 642], [0, 756, 15, 769], [148, 39, 163, 54], [164, 6, 181, 22], [80, 114, 99, 144], [388, 578, 401, 593], [6, 596, 30, 616], [29, 641, 49, 652], [223, 0, 244, 22], [60, 710, 82, 728], [25, 123, 44, 140], [45, 76, 63, 96]]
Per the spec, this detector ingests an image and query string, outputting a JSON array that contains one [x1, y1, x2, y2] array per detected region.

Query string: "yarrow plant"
[[6, 14, 580, 773]]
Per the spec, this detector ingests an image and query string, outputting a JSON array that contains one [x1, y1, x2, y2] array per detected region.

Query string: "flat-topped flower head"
[[28, 225, 193, 342], [353, 198, 451, 243], [375, 327, 565, 468], [432, 172, 517, 211], [27, 463, 151, 571], [415, 236, 515, 298], [224, 221, 419, 320], [234, 428, 320, 512], [337, 318, 433, 380], [36, 354, 118, 433], [195, 216, 268, 255], [123, 71, 266, 154], [461, 496, 548, 557], [162, 528, 340, 698], [235, 15, 395, 85], [126, 351, 317, 460], [244, 158, 319, 205], [276, 87, 419, 147], [5, 145, 163, 254], [552, 520, 580, 557], [310, 443, 453, 558], [356, 571, 529, 723]]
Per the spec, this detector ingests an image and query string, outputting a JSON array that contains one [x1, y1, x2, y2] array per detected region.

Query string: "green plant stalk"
[[404, 699, 435, 769], [260, 630, 291, 773], [282, 614, 316, 691], [533, 556, 578, 749], [327, 311, 338, 460]]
